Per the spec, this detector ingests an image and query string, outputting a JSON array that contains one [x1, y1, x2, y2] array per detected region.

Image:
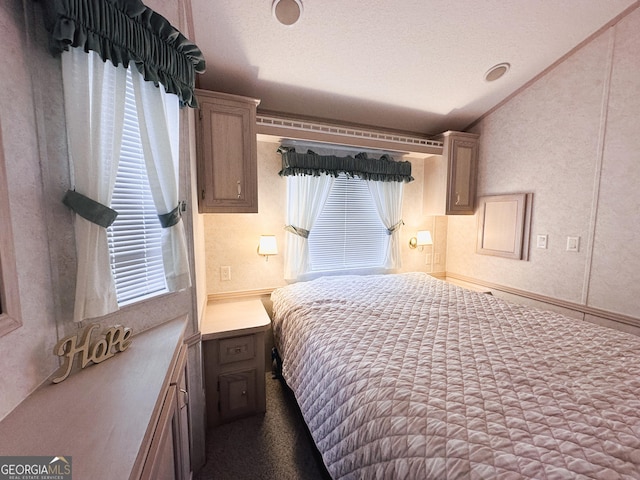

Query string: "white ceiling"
[[190, 0, 637, 136]]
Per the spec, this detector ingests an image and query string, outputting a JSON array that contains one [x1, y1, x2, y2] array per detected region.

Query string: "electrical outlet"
[[220, 266, 231, 281]]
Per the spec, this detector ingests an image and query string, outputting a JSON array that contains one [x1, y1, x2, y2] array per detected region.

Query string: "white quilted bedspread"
[[270, 273, 640, 479]]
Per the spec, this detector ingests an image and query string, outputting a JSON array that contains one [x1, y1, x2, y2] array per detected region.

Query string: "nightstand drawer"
[[219, 335, 255, 364]]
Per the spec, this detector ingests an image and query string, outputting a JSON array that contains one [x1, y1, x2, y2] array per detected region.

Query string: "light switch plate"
[[566, 236, 580, 252], [536, 234, 548, 249]]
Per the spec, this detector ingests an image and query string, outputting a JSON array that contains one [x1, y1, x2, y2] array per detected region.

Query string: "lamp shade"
[[416, 230, 433, 246], [258, 235, 278, 256]]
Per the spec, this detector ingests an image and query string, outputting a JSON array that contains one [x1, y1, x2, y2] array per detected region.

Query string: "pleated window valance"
[[40, 0, 206, 107], [277, 146, 413, 183]]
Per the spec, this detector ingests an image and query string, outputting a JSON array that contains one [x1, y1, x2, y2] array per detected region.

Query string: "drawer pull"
[[180, 388, 189, 408], [234, 347, 242, 353], [237, 181, 242, 198]]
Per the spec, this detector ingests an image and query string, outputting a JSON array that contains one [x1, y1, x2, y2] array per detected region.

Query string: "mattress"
[[270, 272, 640, 479]]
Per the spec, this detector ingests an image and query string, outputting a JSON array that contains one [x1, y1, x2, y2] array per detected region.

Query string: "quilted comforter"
[[270, 272, 640, 479]]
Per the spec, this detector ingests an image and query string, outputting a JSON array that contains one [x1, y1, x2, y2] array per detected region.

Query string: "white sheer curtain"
[[62, 49, 127, 322], [131, 70, 191, 292], [366, 180, 404, 269], [284, 174, 335, 280]]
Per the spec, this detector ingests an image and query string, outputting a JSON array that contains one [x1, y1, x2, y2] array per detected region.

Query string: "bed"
[[270, 272, 640, 479]]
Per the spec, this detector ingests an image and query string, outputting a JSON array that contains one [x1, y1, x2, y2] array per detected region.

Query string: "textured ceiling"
[[191, 0, 637, 135]]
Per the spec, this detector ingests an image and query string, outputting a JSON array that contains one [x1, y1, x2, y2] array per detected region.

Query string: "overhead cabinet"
[[423, 131, 479, 215], [196, 90, 260, 213]]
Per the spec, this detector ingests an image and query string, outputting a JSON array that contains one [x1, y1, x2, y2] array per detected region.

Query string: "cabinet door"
[[445, 134, 478, 214], [171, 347, 191, 480], [140, 386, 178, 480], [196, 91, 259, 213], [219, 369, 257, 422]]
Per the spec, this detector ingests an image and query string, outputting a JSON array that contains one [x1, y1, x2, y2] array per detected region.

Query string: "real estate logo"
[[0, 456, 71, 480]]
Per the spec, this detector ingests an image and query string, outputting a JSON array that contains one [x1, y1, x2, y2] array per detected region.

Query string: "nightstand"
[[201, 298, 271, 427]]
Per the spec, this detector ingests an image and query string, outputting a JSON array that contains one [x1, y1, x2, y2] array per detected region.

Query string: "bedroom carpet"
[[195, 373, 331, 480]]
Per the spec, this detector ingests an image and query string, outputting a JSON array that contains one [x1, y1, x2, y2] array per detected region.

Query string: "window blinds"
[[308, 173, 388, 272], [107, 72, 167, 304]]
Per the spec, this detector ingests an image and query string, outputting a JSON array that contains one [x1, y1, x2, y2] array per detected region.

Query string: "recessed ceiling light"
[[484, 63, 510, 82], [272, 0, 303, 26]]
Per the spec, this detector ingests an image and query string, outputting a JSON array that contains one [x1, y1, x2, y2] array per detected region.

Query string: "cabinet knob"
[[455, 193, 460, 205], [241, 390, 247, 396], [237, 181, 242, 198]]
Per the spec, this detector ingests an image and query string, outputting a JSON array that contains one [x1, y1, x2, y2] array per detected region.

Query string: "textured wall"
[[0, 0, 60, 421], [447, 7, 640, 319], [0, 0, 200, 421]]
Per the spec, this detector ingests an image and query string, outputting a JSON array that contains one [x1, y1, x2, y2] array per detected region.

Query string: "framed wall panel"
[[476, 193, 532, 260]]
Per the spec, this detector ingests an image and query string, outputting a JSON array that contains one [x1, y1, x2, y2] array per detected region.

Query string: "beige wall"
[[203, 138, 446, 295], [447, 7, 640, 320], [0, 0, 201, 422]]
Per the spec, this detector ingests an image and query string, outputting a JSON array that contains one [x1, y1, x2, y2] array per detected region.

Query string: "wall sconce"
[[409, 230, 433, 251], [258, 235, 278, 261]]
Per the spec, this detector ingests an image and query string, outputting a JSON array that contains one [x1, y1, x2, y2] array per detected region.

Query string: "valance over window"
[[278, 146, 413, 183], [40, 0, 205, 107]]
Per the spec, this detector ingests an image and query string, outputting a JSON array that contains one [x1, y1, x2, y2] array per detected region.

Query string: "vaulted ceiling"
[[190, 0, 637, 136]]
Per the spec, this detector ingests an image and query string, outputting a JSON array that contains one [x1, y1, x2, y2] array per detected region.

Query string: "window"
[[106, 71, 169, 304], [308, 173, 388, 272]]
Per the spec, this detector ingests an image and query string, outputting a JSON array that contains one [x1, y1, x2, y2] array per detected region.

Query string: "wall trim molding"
[[446, 272, 640, 329], [256, 111, 443, 156], [207, 288, 276, 303], [184, 331, 201, 347]]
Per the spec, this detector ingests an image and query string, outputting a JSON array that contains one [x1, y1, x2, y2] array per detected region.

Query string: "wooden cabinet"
[[141, 344, 191, 480], [201, 299, 271, 427], [423, 131, 479, 215], [195, 90, 261, 213], [0, 317, 193, 480]]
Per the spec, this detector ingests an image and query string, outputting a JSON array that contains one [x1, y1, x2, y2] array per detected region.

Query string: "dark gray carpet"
[[195, 373, 332, 480]]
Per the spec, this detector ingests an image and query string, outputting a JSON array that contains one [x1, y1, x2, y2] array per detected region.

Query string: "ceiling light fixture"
[[272, 0, 303, 26], [484, 63, 510, 82]]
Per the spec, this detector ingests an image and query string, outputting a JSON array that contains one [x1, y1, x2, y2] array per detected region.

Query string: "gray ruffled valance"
[[278, 146, 413, 183], [40, 0, 206, 107]]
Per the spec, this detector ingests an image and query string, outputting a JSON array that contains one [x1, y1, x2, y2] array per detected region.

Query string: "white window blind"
[[107, 71, 167, 304], [309, 173, 388, 272]]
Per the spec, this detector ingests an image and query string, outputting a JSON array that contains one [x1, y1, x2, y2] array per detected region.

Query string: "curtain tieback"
[[387, 220, 404, 235], [285, 225, 310, 239], [158, 203, 183, 228], [63, 189, 118, 228]]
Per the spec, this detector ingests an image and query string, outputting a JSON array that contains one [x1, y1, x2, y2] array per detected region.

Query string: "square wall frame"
[[476, 193, 532, 261]]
